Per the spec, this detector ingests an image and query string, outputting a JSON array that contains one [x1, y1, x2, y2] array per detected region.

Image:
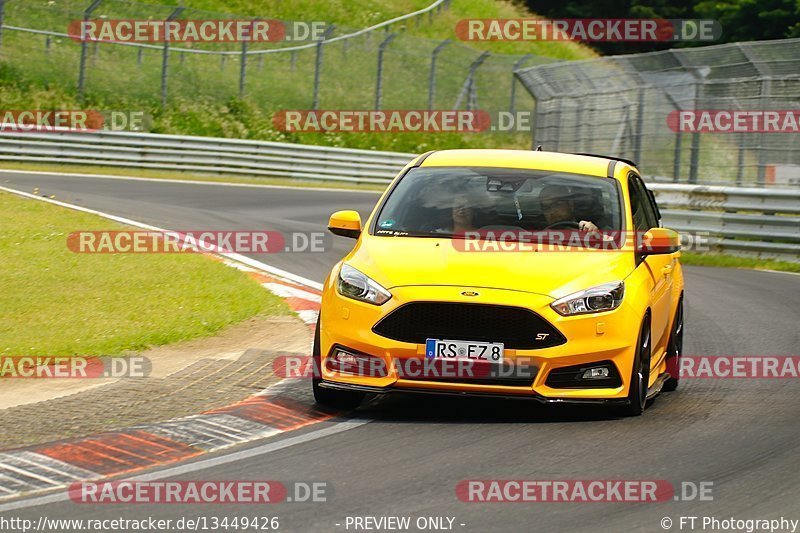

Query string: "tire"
[[618, 315, 651, 417], [311, 319, 365, 409], [663, 297, 684, 392]]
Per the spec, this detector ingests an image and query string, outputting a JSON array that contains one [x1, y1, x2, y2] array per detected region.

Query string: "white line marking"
[[295, 310, 320, 325], [139, 415, 282, 451], [0, 419, 370, 512], [198, 416, 277, 441], [263, 283, 322, 303], [756, 268, 800, 277], [0, 168, 383, 195], [0, 452, 96, 482], [0, 463, 61, 487], [254, 378, 305, 397], [0, 184, 323, 291]]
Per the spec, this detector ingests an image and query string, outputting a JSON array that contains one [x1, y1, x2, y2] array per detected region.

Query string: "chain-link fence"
[[3, 1, 797, 187], [516, 39, 800, 187], [0, 0, 551, 118]]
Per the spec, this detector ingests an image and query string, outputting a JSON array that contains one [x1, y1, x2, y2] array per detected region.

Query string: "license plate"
[[425, 338, 504, 363]]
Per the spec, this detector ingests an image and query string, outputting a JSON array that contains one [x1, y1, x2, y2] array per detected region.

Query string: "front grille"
[[372, 302, 565, 350]]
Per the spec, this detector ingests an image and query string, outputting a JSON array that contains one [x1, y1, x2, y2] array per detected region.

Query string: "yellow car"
[[313, 149, 684, 416]]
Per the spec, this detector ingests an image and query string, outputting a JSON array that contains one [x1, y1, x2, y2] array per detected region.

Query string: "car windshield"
[[374, 167, 623, 240]]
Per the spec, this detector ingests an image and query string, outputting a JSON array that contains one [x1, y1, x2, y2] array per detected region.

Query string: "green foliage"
[[524, 0, 800, 54]]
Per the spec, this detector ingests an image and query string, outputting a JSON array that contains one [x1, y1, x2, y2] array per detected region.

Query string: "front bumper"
[[320, 283, 640, 401], [318, 380, 631, 405]]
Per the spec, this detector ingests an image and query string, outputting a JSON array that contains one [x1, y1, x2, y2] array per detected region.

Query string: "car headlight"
[[551, 281, 624, 316], [337, 264, 391, 305]]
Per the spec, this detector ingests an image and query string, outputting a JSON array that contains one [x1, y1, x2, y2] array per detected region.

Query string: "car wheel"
[[311, 319, 365, 409], [663, 297, 684, 392], [619, 315, 651, 417]]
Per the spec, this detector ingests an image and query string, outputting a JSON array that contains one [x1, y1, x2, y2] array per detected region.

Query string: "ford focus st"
[[313, 149, 684, 416]]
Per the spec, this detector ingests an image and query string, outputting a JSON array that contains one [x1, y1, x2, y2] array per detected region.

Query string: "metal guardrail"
[[0, 130, 416, 184], [0, 130, 797, 261], [650, 184, 800, 261]]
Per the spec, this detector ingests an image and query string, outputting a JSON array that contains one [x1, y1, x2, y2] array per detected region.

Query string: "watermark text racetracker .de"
[[273, 110, 491, 133], [271, 110, 572, 134], [273, 354, 800, 382], [439, 229, 710, 254], [0, 355, 150, 378], [456, 18, 721, 42], [68, 480, 327, 504], [457, 480, 713, 502], [67, 230, 330, 254], [680, 356, 800, 379], [667, 110, 800, 133], [0, 110, 150, 133], [68, 19, 327, 43]]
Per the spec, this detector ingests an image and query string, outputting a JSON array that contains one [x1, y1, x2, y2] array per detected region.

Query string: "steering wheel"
[[544, 220, 581, 230]]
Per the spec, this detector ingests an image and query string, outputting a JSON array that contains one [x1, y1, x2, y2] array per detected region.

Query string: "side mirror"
[[638, 228, 680, 255], [328, 210, 362, 239]]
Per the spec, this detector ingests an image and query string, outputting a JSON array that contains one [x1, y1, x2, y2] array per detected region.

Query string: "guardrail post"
[[632, 87, 646, 164], [755, 78, 771, 185], [736, 132, 746, 187], [737, 44, 772, 186], [239, 19, 258, 98], [509, 54, 531, 116], [673, 130, 683, 182], [0, 0, 6, 50], [662, 90, 684, 182], [688, 107, 701, 183], [160, 6, 184, 107], [428, 39, 449, 110], [77, 0, 102, 100], [312, 25, 334, 110], [374, 33, 396, 110], [681, 62, 708, 184], [137, 47, 143, 65], [453, 52, 489, 110]]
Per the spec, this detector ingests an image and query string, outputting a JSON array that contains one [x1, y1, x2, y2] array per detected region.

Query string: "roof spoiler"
[[573, 152, 637, 168]]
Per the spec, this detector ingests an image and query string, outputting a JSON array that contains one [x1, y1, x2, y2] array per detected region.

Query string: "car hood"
[[346, 236, 636, 300]]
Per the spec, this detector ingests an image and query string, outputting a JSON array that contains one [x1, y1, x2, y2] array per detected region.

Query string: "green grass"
[[681, 252, 800, 273], [0, 191, 290, 357]]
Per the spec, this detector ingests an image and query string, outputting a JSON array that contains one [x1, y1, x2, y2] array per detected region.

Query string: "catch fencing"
[[515, 39, 800, 188], [0, 0, 548, 116]]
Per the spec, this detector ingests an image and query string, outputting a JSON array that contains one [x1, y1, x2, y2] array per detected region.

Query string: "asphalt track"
[[1, 170, 800, 533]]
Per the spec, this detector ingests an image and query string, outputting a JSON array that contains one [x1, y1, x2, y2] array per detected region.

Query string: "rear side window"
[[628, 174, 658, 231]]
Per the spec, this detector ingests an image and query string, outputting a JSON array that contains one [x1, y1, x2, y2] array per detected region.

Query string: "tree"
[[523, 0, 800, 54]]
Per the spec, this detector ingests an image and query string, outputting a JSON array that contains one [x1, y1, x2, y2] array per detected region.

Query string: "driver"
[[450, 192, 476, 233], [539, 184, 600, 233]]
